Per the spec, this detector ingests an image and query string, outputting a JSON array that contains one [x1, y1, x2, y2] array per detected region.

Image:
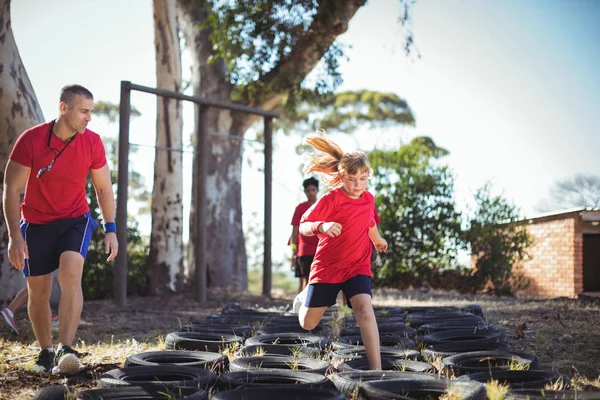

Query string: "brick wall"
[[519, 214, 582, 298]]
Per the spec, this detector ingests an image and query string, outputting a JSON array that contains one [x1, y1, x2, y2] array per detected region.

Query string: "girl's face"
[[341, 171, 369, 198]]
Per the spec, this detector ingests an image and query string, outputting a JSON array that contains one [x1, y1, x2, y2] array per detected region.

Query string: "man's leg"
[[57, 251, 84, 347], [1, 286, 28, 334], [27, 274, 54, 349], [349, 293, 381, 370]]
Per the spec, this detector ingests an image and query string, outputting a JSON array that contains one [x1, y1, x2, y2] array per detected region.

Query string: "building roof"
[[527, 207, 600, 223]]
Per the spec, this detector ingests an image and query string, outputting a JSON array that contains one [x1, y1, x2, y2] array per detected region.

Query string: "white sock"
[[3, 308, 14, 318], [46, 348, 54, 353]]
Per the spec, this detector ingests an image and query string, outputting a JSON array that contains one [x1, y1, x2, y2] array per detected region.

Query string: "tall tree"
[[537, 174, 600, 212], [148, 0, 184, 295], [176, 0, 415, 288], [0, 0, 45, 303]]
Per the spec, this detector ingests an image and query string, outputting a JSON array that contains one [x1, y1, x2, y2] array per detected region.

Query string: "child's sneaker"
[[52, 345, 81, 375], [1, 308, 19, 335], [30, 349, 54, 373], [293, 286, 309, 314]]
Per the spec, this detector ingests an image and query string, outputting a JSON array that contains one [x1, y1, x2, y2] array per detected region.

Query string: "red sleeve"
[[291, 204, 304, 226], [9, 132, 33, 168], [301, 193, 334, 223], [90, 135, 108, 170]]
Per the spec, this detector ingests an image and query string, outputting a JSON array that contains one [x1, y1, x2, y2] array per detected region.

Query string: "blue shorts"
[[305, 275, 372, 309], [20, 212, 98, 277]]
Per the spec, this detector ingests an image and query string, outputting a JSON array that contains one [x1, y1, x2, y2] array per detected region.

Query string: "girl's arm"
[[369, 224, 388, 252]]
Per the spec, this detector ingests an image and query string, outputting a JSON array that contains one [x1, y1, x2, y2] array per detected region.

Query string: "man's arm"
[[90, 164, 118, 261], [3, 160, 31, 269]]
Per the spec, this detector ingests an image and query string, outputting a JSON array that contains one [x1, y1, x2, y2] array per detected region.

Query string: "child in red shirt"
[[294, 132, 387, 370]]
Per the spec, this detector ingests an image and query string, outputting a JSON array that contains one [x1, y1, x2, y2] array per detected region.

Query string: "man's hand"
[[105, 232, 119, 262], [373, 238, 388, 253], [321, 222, 342, 238], [8, 235, 29, 270]]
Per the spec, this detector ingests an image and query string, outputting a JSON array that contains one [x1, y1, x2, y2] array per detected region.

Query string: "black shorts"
[[20, 212, 98, 277], [294, 255, 313, 278], [305, 274, 372, 309]]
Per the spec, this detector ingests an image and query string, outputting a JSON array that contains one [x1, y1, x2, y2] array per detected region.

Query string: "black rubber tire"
[[32, 386, 70, 400], [239, 344, 321, 358], [77, 386, 208, 399], [165, 331, 243, 352], [212, 387, 345, 400], [331, 370, 438, 398], [181, 324, 254, 338], [418, 321, 496, 335], [441, 350, 539, 376], [406, 312, 483, 328], [330, 347, 421, 365], [422, 339, 509, 358], [124, 350, 228, 372], [332, 335, 416, 350], [456, 370, 566, 390], [257, 323, 331, 336], [340, 325, 416, 338], [373, 307, 405, 316], [402, 306, 459, 314], [423, 328, 506, 345], [229, 356, 334, 375], [360, 377, 487, 400], [461, 304, 485, 319], [97, 365, 217, 390], [506, 389, 600, 399], [337, 358, 436, 373], [217, 370, 333, 390], [245, 332, 328, 350]]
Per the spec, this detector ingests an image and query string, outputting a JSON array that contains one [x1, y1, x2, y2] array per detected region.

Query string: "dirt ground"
[[1, 287, 599, 399]]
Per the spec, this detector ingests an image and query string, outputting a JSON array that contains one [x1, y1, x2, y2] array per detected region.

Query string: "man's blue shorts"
[[19, 212, 98, 277], [304, 274, 372, 309]]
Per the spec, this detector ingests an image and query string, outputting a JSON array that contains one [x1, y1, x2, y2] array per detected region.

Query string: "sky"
[[10, 0, 600, 269]]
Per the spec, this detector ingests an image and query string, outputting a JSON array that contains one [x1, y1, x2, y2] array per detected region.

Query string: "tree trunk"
[[179, 2, 248, 289], [0, 0, 46, 305], [147, 0, 184, 294]]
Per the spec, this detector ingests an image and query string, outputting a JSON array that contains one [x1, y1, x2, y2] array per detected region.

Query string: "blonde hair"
[[303, 130, 372, 187]]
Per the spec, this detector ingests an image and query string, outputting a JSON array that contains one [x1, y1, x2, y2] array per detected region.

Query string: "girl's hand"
[[374, 238, 388, 252], [321, 222, 342, 237]]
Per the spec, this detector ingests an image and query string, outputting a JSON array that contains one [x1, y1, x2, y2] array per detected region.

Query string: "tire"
[[456, 370, 566, 390], [124, 350, 228, 373], [229, 356, 334, 375], [239, 344, 321, 358], [97, 365, 217, 390], [340, 325, 416, 338], [422, 340, 509, 358], [360, 378, 486, 400], [181, 324, 254, 338], [337, 358, 436, 373], [461, 304, 485, 319], [330, 347, 421, 365], [212, 387, 345, 400], [217, 370, 333, 390], [331, 370, 438, 398], [165, 331, 243, 352], [373, 307, 405, 316], [402, 306, 459, 314], [417, 321, 496, 335], [406, 312, 484, 328], [77, 386, 208, 399], [258, 324, 331, 336], [332, 335, 416, 350], [245, 333, 328, 350], [32, 386, 70, 400], [506, 390, 600, 399], [423, 328, 506, 345], [441, 351, 539, 377]]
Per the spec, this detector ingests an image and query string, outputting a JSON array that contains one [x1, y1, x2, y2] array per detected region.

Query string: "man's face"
[[304, 184, 318, 203], [61, 95, 93, 134]]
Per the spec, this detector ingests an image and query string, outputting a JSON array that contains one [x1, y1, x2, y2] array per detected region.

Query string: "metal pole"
[[115, 81, 131, 308], [262, 117, 273, 297], [195, 106, 208, 303]]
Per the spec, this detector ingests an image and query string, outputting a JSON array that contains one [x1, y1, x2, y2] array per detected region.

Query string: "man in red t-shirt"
[[289, 177, 319, 293], [3, 84, 118, 375]]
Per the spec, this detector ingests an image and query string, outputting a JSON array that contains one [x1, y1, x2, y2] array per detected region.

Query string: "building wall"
[[519, 215, 581, 298]]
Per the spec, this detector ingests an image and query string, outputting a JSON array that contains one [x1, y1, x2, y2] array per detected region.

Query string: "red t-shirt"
[[291, 202, 319, 256], [9, 121, 107, 224], [301, 188, 376, 284]]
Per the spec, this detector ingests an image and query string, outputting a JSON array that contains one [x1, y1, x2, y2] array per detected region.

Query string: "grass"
[[486, 379, 510, 400]]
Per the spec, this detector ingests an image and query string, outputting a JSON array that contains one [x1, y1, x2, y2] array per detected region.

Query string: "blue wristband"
[[103, 222, 116, 233]]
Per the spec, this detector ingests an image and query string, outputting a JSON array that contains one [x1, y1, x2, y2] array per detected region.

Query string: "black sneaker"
[[52, 345, 81, 375], [30, 349, 54, 373]]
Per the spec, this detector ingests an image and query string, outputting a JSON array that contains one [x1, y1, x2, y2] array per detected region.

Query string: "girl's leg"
[[349, 293, 381, 370], [298, 306, 327, 331]]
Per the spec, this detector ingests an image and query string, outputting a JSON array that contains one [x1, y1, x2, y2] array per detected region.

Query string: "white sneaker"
[[293, 286, 309, 314]]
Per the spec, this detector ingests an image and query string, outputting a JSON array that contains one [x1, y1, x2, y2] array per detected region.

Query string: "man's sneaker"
[[293, 286, 309, 314], [30, 349, 54, 373], [52, 345, 81, 375]]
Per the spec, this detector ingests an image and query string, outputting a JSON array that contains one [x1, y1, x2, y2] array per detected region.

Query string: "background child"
[[294, 132, 387, 370]]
